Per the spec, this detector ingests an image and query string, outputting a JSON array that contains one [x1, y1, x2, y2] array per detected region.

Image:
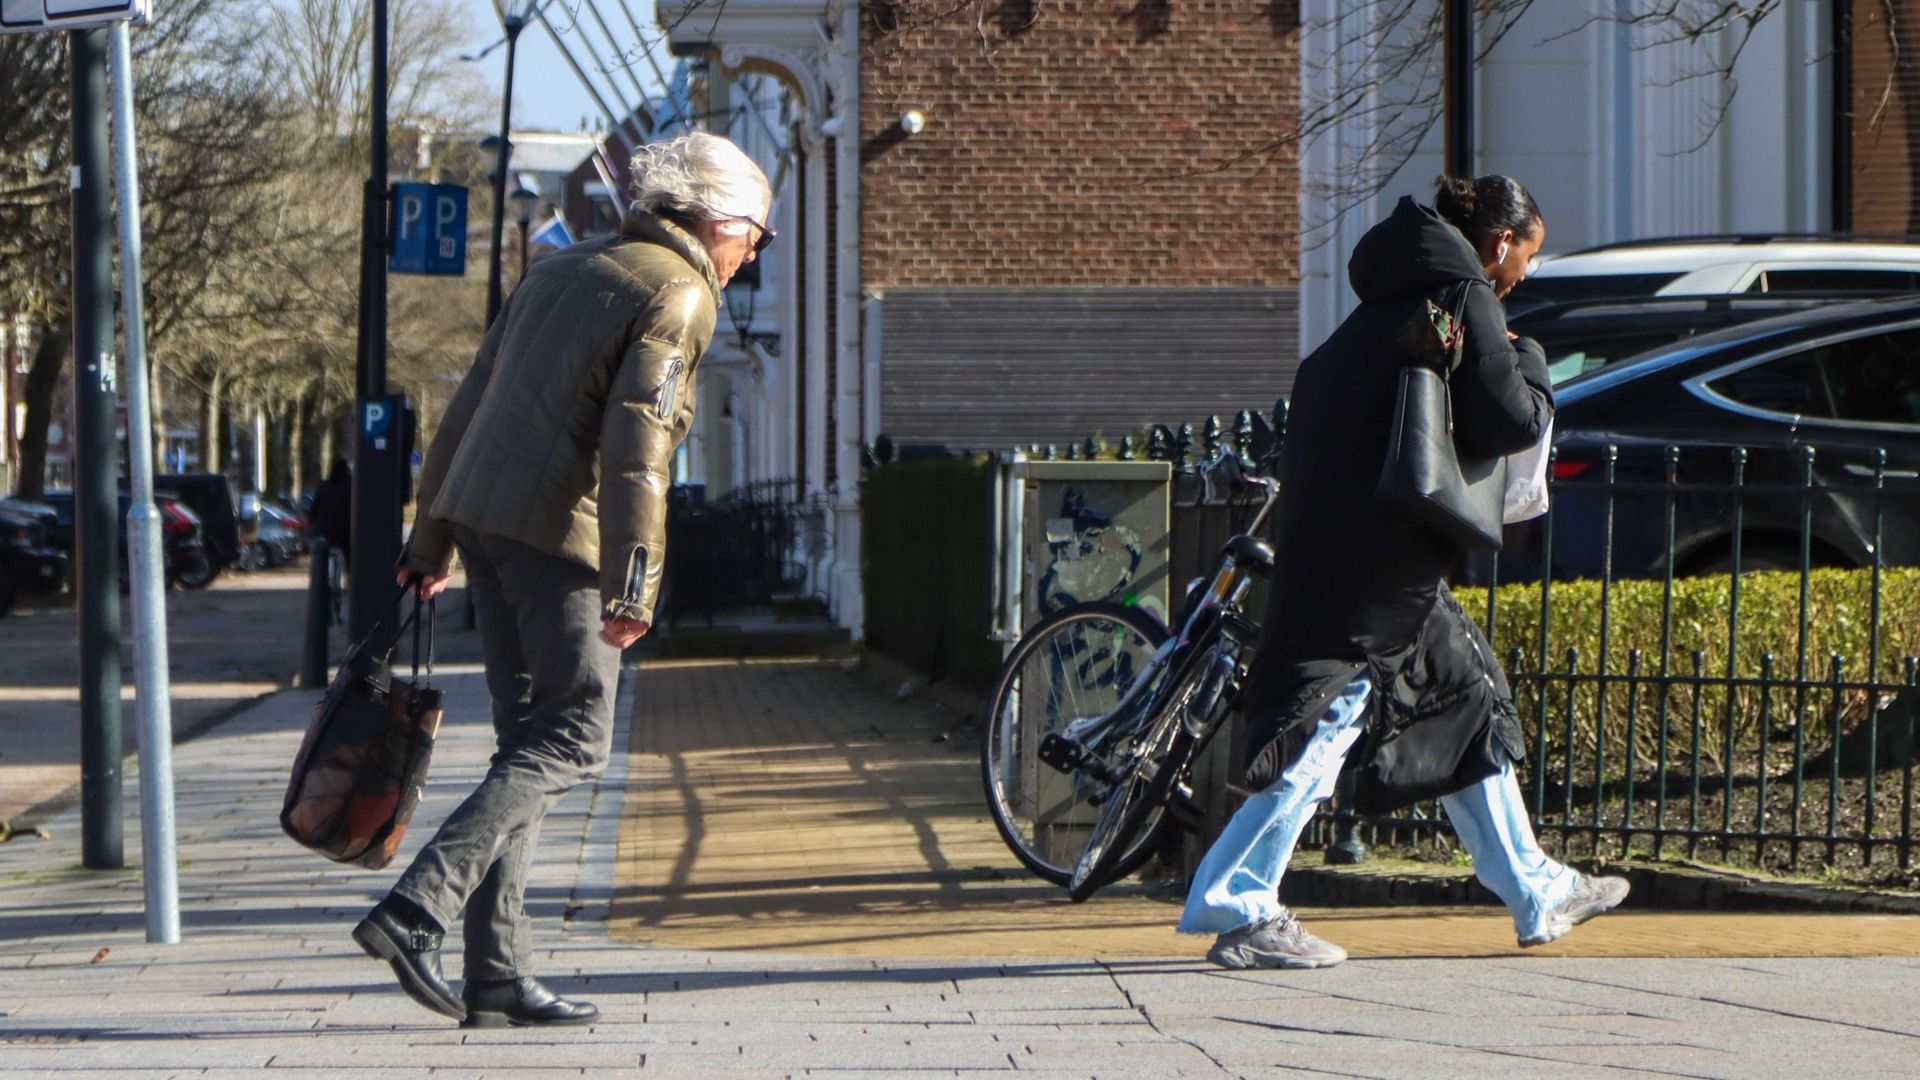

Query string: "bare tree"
[[1, 2, 299, 498], [267, 0, 488, 156]]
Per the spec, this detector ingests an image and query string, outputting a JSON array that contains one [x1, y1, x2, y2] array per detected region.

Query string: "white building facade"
[[1299, 1, 1838, 352], [656, 0, 866, 635]]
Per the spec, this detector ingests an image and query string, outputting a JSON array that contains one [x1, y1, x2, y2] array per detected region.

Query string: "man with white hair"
[[353, 132, 773, 1027]]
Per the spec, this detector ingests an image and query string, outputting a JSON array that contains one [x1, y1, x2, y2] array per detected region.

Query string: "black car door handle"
[[1843, 463, 1920, 479]]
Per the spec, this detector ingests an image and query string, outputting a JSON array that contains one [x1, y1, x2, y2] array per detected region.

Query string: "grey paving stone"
[[7, 678, 1920, 1079]]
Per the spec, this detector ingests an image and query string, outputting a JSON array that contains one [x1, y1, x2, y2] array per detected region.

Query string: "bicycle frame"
[[1062, 452, 1281, 764]]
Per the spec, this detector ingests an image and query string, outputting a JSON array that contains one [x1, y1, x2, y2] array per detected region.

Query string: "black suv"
[[1508, 295, 1853, 385], [152, 473, 242, 584], [1498, 297, 1920, 582], [36, 490, 215, 591], [0, 498, 69, 616]]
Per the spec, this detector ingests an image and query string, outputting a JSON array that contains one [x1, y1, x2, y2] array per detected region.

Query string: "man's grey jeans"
[[392, 525, 621, 981]]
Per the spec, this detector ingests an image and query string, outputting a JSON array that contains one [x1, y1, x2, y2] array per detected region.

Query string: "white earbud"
[[1496, 241, 1510, 263]]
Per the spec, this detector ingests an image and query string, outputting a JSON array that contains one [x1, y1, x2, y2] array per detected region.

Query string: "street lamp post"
[[512, 186, 537, 284], [485, 0, 541, 329]]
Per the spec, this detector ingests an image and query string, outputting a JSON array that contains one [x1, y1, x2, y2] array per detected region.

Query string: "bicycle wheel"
[[981, 601, 1169, 887], [1067, 655, 1212, 901]]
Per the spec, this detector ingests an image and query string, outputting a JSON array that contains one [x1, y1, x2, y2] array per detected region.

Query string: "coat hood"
[[1347, 196, 1490, 304]]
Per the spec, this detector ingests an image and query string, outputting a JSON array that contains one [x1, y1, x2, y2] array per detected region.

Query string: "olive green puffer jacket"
[[402, 210, 720, 625]]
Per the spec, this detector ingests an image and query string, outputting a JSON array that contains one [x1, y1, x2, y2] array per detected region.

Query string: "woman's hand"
[[600, 616, 650, 650], [396, 567, 451, 601]]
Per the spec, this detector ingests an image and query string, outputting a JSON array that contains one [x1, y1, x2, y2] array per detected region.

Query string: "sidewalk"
[[616, 658, 1920, 961], [1, 660, 1917, 1078]]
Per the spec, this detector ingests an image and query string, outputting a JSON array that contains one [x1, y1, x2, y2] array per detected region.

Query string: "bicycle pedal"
[[1164, 781, 1205, 831], [1037, 733, 1087, 775]]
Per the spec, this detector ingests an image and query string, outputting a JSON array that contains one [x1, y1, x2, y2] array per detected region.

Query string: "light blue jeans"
[[1178, 678, 1578, 942]]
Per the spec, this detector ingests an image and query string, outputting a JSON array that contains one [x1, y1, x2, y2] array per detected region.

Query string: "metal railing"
[[1328, 444, 1920, 877], [661, 478, 808, 626]]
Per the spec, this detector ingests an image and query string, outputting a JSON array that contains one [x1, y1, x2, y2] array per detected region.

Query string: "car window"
[[1815, 328, 1920, 426], [1709, 352, 1836, 418], [1509, 272, 1684, 308], [1536, 332, 1704, 385], [1750, 269, 1920, 294]]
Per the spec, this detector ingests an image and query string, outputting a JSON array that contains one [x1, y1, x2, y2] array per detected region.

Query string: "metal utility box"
[[990, 457, 1173, 644], [987, 456, 1172, 868]]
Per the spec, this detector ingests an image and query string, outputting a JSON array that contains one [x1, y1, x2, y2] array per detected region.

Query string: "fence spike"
[[1085, 436, 1101, 460], [1174, 424, 1195, 476], [1065, 442, 1081, 461], [1203, 415, 1223, 462], [1119, 434, 1138, 461], [1147, 426, 1170, 462]]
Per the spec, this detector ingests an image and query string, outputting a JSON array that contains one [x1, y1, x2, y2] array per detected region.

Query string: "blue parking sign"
[[389, 183, 468, 276]]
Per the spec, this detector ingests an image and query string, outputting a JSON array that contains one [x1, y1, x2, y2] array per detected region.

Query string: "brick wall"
[[859, 1, 1302, 288], [1850, 0, 1920, 232]]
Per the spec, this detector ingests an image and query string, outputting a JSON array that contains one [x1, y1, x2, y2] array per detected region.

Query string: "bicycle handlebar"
[[1197, 446, 1278, 505]]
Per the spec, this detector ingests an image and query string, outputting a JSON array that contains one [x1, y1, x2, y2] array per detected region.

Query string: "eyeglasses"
[[739, 214, 776, 254]]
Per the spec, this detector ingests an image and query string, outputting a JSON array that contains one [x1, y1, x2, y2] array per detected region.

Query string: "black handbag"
[[1375, 281, 1509, 552], [281, 588, 442, 870]]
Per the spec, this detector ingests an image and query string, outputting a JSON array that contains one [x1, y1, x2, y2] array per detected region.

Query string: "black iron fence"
[[661, 479, 809, 626], [1459, 446, 1920, 878]]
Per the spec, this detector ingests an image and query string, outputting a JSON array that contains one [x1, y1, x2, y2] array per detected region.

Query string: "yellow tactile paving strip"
[[612, 658, 1920, 960]]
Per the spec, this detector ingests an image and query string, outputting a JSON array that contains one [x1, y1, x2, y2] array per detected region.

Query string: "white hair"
[[629, 132, 771, 237]]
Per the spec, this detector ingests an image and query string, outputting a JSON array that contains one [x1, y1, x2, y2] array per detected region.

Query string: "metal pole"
[[534, 3, 637, 153], [485, 18, 522, 330], [71, 27, 123, 871], [303, 537, 331, 688], [1832, 1, 1852, 233], [108, 21, 178, 944], [1443, 0, 1473, 179], [579, 0, 649, 122], [349, 0, 399, 643]]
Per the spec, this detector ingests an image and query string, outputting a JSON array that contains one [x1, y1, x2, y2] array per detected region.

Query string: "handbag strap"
[[1442, 280, 1475, 374], [346, 584, 412, 663], [410, 598, 437, 685]]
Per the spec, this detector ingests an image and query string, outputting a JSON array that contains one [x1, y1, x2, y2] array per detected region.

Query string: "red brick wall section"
[[859, 1, 1302, 288], [1851, 0, 1920, 233]]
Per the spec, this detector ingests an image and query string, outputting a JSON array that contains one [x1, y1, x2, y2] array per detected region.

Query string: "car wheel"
[[1688, 543, 1805, 577], [0, 565, 16, 617], [174, 555, 217, 589]]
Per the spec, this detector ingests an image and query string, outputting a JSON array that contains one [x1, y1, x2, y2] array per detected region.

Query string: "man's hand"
[[396, 567, 452, 601], [599, 616, 650, 650]]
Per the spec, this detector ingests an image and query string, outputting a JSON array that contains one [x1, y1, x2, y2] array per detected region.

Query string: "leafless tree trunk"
[[16, 318, 68, 503], [200, 368, 223, 476]]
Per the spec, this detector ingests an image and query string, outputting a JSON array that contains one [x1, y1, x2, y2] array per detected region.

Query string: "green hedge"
[[1482, 568, 1920, 772], [862, 458, 1004, 685]]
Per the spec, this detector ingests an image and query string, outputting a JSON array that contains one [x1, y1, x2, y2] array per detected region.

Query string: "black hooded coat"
[[1237, 196, 1554, 794]]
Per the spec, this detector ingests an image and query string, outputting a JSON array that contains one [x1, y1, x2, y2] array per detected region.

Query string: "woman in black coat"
[[1178, 176, 1629, 970]]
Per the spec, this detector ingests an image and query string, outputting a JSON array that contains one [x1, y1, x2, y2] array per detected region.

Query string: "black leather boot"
[[352, 898, 465, 1021], [461, 976, 599, 1029]]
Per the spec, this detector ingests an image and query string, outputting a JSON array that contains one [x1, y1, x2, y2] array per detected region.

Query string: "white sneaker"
[[1206, 910, 1347, 970], [1520, 873, 1630, 947]]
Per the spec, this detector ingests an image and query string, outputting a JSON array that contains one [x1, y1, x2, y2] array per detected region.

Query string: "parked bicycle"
[[982, 444, 1282, 900]]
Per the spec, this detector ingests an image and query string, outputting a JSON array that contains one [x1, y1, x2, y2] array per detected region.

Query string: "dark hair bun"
[[1432, 173, 1540, 241], [1433, 174, 1479, 222]]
